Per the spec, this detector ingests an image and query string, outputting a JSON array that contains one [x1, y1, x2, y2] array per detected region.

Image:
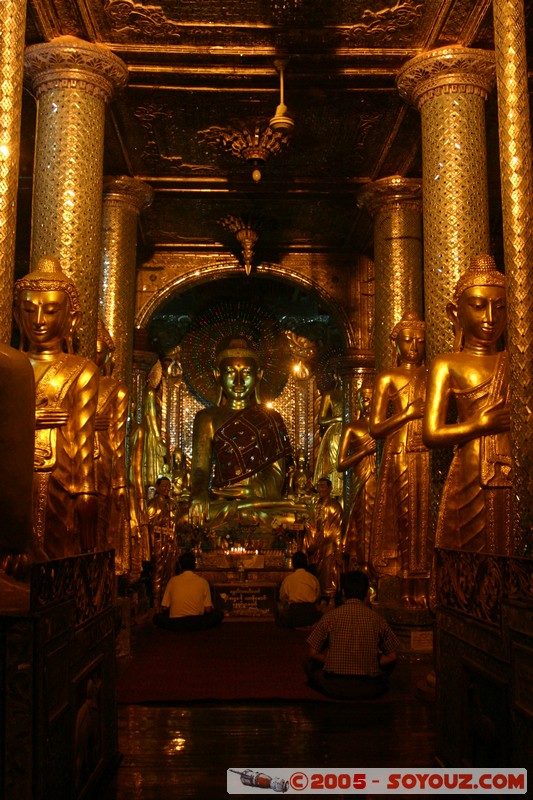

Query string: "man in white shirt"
[[277, 551, 322, 628], [153, 552, 223, 630]]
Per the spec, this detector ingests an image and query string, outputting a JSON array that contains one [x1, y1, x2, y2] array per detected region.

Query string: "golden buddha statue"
[[143, 360, 168, 488], [313, 370, 344, 498], [303, 476, 344, 601], [127, 399, 151, 578], [189, 337, 297, 531], [0, 344, 36, 580], [290, 449, 313, 500], [147, 475, 178, 609], [95, 321, 130, 571], [14, 256, 99, 559], [369, 311, 431, 608], [423, 254, 513, 555], [337, 378, 377, 572], [170, 446, 190, 499]]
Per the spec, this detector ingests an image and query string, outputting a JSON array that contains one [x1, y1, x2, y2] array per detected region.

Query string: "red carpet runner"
[[117, 620, 325, 703]]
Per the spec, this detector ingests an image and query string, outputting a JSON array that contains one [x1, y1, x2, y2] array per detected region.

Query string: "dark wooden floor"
[[98, 623, 436, 800]]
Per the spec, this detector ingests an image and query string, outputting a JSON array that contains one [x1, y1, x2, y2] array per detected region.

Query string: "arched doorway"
[[135, 270, 349, 488]]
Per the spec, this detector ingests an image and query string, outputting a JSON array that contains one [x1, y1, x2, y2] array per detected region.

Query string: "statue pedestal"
[[0, 552, 119, 800], [373, 577, 435, 658]]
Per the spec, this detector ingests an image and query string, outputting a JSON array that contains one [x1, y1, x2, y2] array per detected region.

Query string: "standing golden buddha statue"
[[369, 311, 431, 608], [423, 254, 513, 555], [147, 475, 178, 609], [313, 370, 344, 498], [303, 476, 344, 602], [337, 379, 377, 573], [14, 256, 99, 559], [189, 337, 294, 531], [95, 320, 130, 570]]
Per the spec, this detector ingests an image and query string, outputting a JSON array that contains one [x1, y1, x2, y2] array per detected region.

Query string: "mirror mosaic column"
[[357, 176, 423, 373], [24, 36, 128, 359], [0, 0, 27, 344], [100, 176, 154, 390], [396, 47, 495, 363], [493, 0, 533, 552]]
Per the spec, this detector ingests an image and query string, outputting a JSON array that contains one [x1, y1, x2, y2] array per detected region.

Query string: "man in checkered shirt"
[[303, 570, 399, 699]]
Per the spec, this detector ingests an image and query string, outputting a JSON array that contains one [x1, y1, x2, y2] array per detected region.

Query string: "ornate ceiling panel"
[[21, 0, 520, 261]]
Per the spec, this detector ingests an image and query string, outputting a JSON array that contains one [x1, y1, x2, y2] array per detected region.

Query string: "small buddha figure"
[[423, 254, 513, 555], [95, 321, 130, 571], [128, 399, 151, 579], [303, 477, 344, 601], [0, 344, 36, 580], [147, 476, 178, 609], [290, 449, 313, 499], [337, 378, 377, 572], [189, 337, 295, 531], [170, 446, 190, 499], [13, 256, 99, 559], [313, 370, 344, 498], [369, 311, 431, 608]]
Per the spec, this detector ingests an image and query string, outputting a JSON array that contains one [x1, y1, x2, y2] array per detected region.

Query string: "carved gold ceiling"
[[20, 0, 531, 262]]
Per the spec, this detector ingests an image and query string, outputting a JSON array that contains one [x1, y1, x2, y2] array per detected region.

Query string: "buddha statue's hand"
[[405, 397, 425, 420], [189, 491, 209, 526], [35, 408, 69, 428], [479, 398, 511, 434]]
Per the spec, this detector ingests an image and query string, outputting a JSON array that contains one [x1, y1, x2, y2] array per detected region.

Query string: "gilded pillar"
[[397, 47, 495, 361], [357, 177, 423, 372], [24, 36, 128, 359], [493, 0, 533, 552], [101, 176, 154, 388], [0, 0, 27, 344]]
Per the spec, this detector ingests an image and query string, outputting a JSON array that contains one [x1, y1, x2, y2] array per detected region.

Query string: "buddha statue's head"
[[390, 311, 426, 367], [214, 337, 263, 407], [357, 377, 374, 417], [96, 319, 115, 376], [14, 256, 81, 354], [448, 254, 507, 352]]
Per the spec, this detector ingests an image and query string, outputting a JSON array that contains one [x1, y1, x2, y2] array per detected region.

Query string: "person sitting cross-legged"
[[303, 570, 399, 700], [153, 552, 223, 631], [276, 551, 322, 629]]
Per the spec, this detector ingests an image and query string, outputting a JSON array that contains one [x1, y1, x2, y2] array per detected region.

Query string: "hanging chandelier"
[[199, 61, 294, 183]]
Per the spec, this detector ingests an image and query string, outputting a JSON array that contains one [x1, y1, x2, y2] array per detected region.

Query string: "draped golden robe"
[[436, 352, 513, 555], [33, 354, 99, 559]]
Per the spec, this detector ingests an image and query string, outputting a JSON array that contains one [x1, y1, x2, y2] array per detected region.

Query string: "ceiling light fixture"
[[219, 215, 259, 276], [198, 61, 294, 183]]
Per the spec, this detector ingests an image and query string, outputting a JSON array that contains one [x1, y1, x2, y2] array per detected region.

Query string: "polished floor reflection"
[[99, 648, 436, 800]]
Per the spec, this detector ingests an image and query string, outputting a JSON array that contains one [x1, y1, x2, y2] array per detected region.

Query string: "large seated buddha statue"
[[188, 337, 302, 532]]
